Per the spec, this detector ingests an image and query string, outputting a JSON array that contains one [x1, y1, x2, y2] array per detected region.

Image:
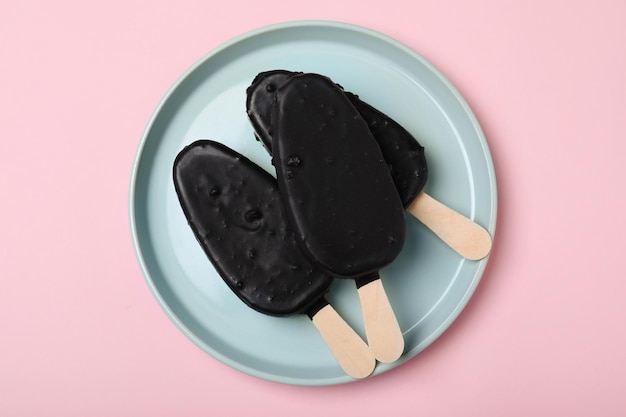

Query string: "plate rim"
[[128, 19, 497, 386]]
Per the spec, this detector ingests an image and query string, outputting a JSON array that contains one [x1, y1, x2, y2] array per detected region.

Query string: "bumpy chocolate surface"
[[246, 70, 428, 208], [271, 73, 406, 278], [173, 140, 332, 316], [246, 70, 294, 152]]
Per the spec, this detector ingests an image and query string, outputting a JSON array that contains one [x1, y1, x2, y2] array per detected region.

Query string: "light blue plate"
[[129, 20, 497, 385]]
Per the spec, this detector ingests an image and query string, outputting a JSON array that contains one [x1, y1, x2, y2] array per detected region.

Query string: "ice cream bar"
[[269, 73, 407, 362], [270, 73, 407, 278], [173, 140, 375, 378], [247, 70, 491, 260]]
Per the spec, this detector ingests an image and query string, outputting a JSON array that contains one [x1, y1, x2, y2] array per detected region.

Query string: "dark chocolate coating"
[[271, 73, 406, 278], [173, 140, 332, 316], [246, 70, 428, 208], [246, 70, 295, 153], [343, 92, 428, 208]]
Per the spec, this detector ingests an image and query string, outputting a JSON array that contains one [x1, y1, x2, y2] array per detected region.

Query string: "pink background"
[[2, 0, 625, 415]]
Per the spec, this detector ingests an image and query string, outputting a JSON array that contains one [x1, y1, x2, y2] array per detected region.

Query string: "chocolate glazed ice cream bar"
[[247, 70, 492, 261], [262, 73, 408, 363], [173, 140, 376, 379]]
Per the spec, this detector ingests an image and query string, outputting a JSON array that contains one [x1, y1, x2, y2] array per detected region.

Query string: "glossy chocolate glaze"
[[246, 70, 428, 208], [271, 73, 406, 278], [173, 140, 332, 316]]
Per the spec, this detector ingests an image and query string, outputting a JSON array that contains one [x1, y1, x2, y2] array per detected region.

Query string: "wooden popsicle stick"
[[407, 192, 492, 260], [311, 304, 376, 379], [357, 278, 404, 363]]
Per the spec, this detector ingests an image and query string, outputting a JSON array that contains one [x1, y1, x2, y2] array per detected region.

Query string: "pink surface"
[[2, 0, 625, 415]]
